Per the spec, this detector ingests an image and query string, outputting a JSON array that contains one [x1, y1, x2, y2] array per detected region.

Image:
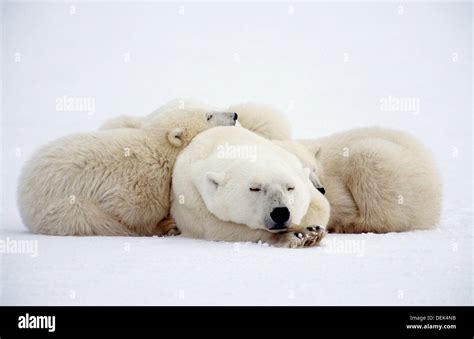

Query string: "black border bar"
[[0, 306, 472, 337]]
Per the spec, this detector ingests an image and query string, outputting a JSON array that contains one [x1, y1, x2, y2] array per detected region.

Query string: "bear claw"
[[294, 232, 304, 239], [278, 226, 326, 248]]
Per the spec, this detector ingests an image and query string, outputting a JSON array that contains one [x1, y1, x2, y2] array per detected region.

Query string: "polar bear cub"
[[100, 102, 292, 141], [170, 126, 330, 248], [299, 127, 443, 233], [18, 100, 237, 236]]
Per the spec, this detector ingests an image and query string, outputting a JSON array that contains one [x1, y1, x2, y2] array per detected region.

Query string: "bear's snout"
[[207, 112, 239, 127], [266, 207, 290, 231], [271, 207, 290, 223]]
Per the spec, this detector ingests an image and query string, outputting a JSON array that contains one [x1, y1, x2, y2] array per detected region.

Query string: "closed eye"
[[249, 187, 261, 192], [287, 187, 295, 191]]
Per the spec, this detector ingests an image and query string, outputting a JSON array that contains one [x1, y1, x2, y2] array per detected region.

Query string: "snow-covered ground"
[[1, 1, 472, 305], [1, 200, 472, 306]]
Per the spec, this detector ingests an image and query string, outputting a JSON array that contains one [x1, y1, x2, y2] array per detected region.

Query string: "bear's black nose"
[[270, 207, 290, 224], [233, 112, 238, 121]]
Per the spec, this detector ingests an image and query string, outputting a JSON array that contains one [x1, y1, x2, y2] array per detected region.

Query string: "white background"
[[1, 1, 472, 305]]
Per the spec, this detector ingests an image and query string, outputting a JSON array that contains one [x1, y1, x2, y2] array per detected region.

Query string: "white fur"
[[299, 127, 443, 233], [99, 102, 292, 141], [170, 126, 330, 247], [99, 115, 143, 130], [224, 104, 442, 233], [18, 100, 237, 235], [227, 102, 291, 140]]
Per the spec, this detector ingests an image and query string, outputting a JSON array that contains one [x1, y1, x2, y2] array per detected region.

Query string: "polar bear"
[[298, 127, 443, 233], [100, 102, 291, 141], [170, 126, 330, 248], [210, 105, 442, 233], [18, 100, 238, 236]]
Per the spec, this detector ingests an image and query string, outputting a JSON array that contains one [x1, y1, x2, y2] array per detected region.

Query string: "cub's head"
[[197, 161, 312, 232], [164, 110, 238, 148], [144, 99, 238, 148]]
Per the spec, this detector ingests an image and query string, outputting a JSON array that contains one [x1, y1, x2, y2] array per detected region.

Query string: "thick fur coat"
[[18, 100, 237, 235]]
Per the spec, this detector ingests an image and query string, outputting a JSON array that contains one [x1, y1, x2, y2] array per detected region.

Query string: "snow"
[[1, 196, 471, 306], [1, 1, 472, 305]]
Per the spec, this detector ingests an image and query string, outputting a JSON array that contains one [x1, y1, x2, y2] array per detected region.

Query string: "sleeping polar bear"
[[209, 104, 443, 233], [100, 101, 291, 141], [299, 127, 443, 233], [18, 100, 237, 236], [100, 101, 442, 234], [170, 126, 330, 248]]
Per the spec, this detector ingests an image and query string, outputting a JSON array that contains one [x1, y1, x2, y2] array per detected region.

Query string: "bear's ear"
[[168, 128, 184, 147], [206, 171, 226, 187]]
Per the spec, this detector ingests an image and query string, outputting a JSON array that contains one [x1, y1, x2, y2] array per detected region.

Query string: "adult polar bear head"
[[172, 127, 317, 238], [195, 154, 311, 231]]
